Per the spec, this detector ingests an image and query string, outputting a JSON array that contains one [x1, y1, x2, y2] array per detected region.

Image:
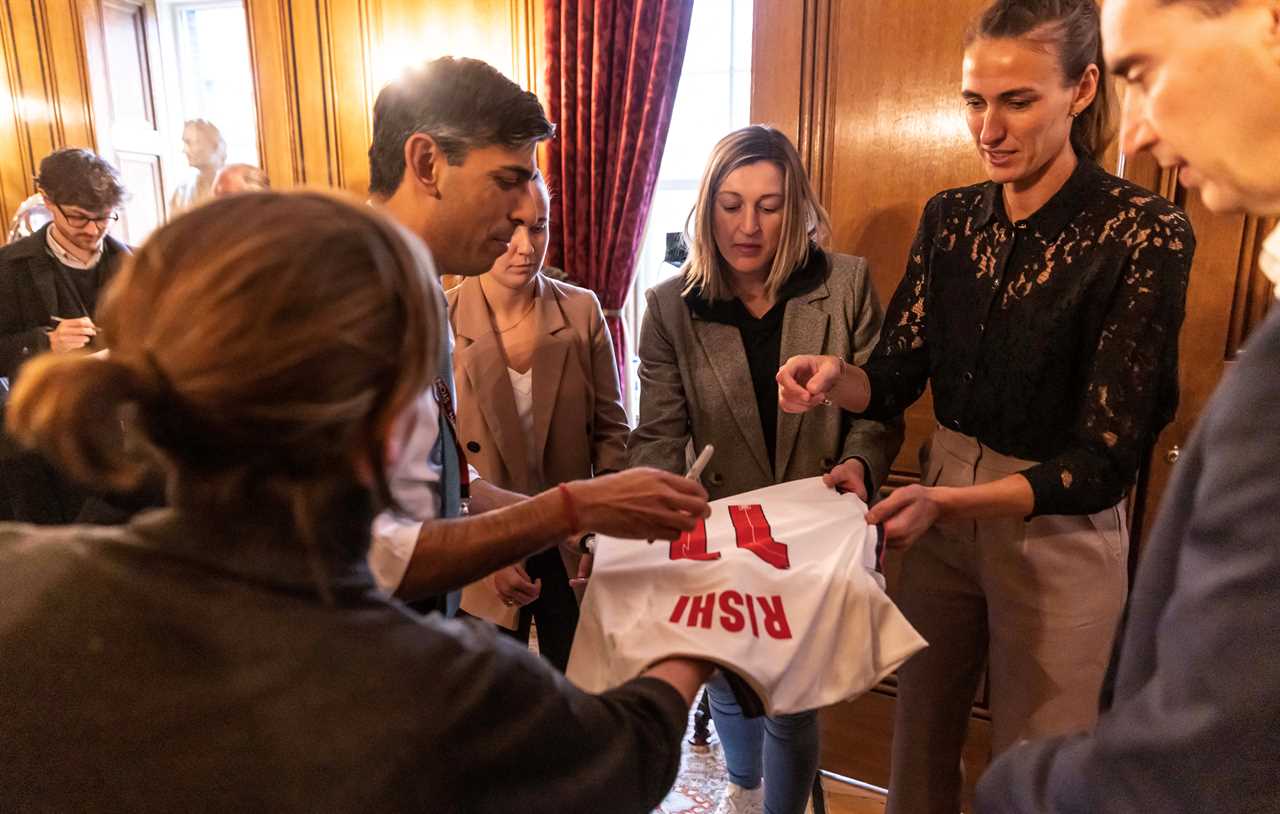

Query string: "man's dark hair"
[[36, 148, 127, 211], [367, 57, 556, 198]]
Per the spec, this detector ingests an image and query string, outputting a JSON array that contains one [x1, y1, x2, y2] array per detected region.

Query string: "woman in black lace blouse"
[[778, 2, 1194, 813]]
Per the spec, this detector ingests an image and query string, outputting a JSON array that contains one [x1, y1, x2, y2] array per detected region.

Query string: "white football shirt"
[[567, 477, 927, 716]]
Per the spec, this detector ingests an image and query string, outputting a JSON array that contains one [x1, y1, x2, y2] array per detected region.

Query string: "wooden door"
[[80, 0, 169, 244], [753, 0, 1274, 808]]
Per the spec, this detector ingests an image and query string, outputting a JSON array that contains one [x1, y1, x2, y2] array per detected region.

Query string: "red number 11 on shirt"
[[669, 504, 791, 570]]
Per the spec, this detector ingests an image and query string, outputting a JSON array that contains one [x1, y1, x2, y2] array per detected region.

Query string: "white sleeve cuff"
[[368, 511, 423, 594]]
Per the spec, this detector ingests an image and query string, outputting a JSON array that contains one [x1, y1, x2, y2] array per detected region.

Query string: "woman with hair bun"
[[0, 192, 711, 813]]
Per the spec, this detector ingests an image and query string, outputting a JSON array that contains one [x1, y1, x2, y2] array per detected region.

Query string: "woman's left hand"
[[823, 458, 868, 501], [865, 484, 944, 551]]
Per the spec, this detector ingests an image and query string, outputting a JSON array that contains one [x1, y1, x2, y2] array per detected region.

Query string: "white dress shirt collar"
[[45, 224, 103, 270]]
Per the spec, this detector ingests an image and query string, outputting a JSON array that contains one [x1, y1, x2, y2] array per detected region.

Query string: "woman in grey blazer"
[[629, 126, 904, 814]]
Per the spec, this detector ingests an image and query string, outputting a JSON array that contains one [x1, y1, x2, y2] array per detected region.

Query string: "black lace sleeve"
[[1022, 219, 1194, 516], [860, 196, 940, 421]]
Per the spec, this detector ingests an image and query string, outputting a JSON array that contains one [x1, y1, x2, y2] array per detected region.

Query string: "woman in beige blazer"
[[629, 126, 904, 814], [447, 176, 628, 671]]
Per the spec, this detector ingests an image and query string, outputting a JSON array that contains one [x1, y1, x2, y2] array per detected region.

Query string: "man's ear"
[[403, 133, 445, 200]]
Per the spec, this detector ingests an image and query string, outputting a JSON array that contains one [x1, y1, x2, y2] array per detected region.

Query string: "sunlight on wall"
[[16, 95, 50, 123], [371, 21, 516, 95]]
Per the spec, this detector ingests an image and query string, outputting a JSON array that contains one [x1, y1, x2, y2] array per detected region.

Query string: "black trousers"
[[503, 547, 581, 672]]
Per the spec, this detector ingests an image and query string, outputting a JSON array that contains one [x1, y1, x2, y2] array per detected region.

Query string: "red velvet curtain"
[[544, 0, 695, 395]]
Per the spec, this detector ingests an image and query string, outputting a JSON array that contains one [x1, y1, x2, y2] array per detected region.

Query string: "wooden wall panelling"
[[372, 0, 521, 91], [1, 0, 31, 227], [750, 0, 829, 186], [749, 0, 802, 145], [1226, 215, 1277, 358], [0, 0, 97, 225], [244, 0, 376, 193], [244, 0, 304, 189], [510, 0, 541, 97]]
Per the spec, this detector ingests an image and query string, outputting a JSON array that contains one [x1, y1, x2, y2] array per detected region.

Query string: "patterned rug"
[[656, 691, 727, 814]]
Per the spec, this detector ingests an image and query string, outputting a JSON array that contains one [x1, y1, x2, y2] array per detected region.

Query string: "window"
[[164, 1, 259, 166], [622, 0, 753, 418]]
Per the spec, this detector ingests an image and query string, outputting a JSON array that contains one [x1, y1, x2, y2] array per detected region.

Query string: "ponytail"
[[7, 354, 162, 492]]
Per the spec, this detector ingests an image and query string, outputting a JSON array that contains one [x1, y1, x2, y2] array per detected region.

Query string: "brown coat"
[[447, 275, 629, 625]]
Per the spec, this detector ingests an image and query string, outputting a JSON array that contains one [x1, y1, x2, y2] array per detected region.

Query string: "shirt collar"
[[975, 155, 1103, 239], [45, 222, 104, 270], [1261, 223, 1280, 301]]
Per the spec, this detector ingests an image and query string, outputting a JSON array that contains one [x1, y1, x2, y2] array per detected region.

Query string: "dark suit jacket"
[[0, 224, 127, 380], [976, 307, 1280, 813], [0, 226, 127, 522], [0, 507, 689, 813], [629, 251, 904, 499]]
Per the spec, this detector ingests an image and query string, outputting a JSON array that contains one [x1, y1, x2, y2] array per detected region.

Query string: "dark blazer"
[[629, 251, 903, 500], [0, 226, 127, 522], [976, 307, 1280, 814], [0, 508, 689, 813], [0, 224, 127, 380]]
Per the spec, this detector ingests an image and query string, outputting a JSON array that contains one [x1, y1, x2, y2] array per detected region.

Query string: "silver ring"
[[502, 598, 514, 607], [822, 396, 832, 407]]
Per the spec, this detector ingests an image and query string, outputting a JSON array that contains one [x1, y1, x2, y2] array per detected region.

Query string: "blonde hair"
[[681, 126, 831, 302], [8, 192, 443, 559]]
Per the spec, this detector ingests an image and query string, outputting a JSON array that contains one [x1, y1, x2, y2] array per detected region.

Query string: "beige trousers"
[[886, 427, 1128, 814]]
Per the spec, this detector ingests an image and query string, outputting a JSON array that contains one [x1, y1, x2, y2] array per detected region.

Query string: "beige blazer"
[[629, 251, 904, 500], [447, 275, 629, 626]]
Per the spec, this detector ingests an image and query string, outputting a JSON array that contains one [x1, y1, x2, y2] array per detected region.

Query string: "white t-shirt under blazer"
[[567, 477, 927, 716]]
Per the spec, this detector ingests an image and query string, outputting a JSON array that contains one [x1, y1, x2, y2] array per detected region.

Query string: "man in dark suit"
[[976, 0, 1280, 811], [0, 148, 128, 522]]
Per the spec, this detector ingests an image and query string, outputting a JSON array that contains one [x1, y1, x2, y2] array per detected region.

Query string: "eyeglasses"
[[53, 203, 120, 229]]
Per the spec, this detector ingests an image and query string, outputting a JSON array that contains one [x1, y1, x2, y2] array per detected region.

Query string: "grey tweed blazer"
[[629, 251, 904, 500]]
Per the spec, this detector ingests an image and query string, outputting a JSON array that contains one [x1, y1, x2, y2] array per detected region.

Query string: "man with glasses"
[[0, 147, 128, 523]]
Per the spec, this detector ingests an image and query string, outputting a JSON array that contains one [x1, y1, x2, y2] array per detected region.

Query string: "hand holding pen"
[[577, 445, 716, 557], [47, 316, 97, 355]]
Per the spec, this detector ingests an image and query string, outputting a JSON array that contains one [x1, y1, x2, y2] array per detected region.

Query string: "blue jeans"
[[706, 672, 820, 814]]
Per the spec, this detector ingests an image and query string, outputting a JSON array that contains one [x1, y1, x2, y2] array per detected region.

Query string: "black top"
[[50, 257, 101, 318], [688, 249, 827, 465], [0, 224, 127, 379], [0, 501, 688, 813], [861, 158, 1195, 516]]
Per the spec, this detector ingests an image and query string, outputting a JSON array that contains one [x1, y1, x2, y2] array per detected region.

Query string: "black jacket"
[[0, 224, 127, 380]]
